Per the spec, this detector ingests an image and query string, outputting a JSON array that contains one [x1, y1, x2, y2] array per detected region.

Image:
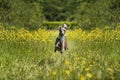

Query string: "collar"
[[58, 35, 65, 40]]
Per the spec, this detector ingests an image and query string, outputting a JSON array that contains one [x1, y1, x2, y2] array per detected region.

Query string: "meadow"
[[0, 26, 120, 80]]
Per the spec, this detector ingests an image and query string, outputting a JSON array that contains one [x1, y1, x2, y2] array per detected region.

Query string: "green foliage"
[[0, 29, 120, 79], [0, 0, 44, 29], [0, 0, 120, 29], [42, 0, 77, 21], [76, 0, 120, 29], [42, 21, 77, 29]]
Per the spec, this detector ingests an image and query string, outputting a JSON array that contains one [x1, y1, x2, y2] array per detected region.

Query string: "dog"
[[54, 25, 68, 53]]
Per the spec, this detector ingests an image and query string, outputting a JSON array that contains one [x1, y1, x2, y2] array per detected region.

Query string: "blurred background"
[[0, 0, 120, 30]]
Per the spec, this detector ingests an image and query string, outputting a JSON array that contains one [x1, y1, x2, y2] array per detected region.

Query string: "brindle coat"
[[54, 26, 68, 53]]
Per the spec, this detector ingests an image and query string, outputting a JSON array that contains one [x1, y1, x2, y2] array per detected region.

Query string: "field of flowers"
[[0, 26, 120, 80]]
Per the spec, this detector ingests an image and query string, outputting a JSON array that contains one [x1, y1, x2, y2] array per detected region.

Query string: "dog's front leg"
[[55, 38, 59, 52], [61, 40, 65, 53], [65, 37, 68, 50]]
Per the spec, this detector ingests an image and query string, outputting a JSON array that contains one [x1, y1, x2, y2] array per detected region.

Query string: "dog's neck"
[[58, 34, 65, 40]]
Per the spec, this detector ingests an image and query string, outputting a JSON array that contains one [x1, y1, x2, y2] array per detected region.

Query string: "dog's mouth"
[[60, 33, 64, 36]]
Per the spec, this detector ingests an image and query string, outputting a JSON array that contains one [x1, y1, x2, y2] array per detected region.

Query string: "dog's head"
[[58, 26, 66, 36]]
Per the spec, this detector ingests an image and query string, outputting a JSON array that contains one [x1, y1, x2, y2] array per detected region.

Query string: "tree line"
[[0, 0, 120, 29]]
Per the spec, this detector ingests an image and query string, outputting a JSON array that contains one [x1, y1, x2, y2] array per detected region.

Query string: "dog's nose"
[[61, 33, 64, 36], [62, 31, 65, 34]]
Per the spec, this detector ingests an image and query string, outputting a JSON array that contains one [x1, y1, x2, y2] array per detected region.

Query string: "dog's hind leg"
[[54, 48, 57, 52], [60, 40, 65, 53], [55, 38, 59, 52], [64, 37, 68, 50], [55, 38, 60, 47], [60, 51, 63, 53]]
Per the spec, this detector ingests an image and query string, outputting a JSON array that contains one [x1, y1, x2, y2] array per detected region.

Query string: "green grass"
[[0, 35, 120, 80]]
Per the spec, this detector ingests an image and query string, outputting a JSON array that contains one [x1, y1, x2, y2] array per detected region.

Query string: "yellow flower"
[[65, 70, 70, 75], [80, 75, 86, 80], [65, 60, 70, 65], [41, 39, 46, 42], [48, 39, 52, 42], [90, 64, 93, 67], [52, 71, 56, 76], [111, 76, 115, 80], [86, 72, 93, 78], [107, 68, 113, 72], [85, 67, 90, 71]]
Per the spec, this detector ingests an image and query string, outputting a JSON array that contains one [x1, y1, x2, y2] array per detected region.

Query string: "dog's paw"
[[60, 51, 63, 54], [54, 49, 57, 52], [65, 47, 68, 50], [60, 50, 64, 53]]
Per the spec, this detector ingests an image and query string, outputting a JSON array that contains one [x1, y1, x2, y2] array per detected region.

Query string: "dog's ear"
[[58, 25, 62, 30]]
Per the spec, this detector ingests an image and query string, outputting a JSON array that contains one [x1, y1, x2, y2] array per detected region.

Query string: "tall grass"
[[0, 28, 120, 80]]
